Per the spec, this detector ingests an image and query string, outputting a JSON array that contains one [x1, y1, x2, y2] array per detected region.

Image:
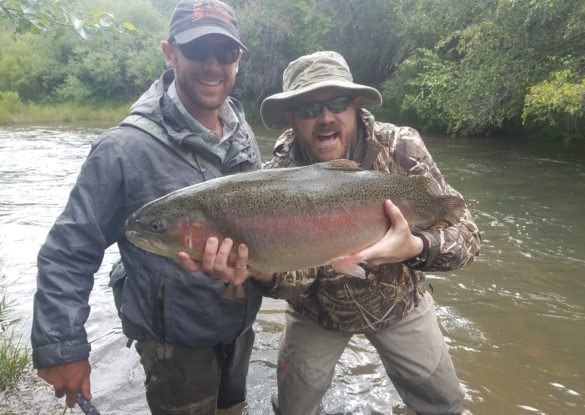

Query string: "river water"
[[0, 125, 584, 415]]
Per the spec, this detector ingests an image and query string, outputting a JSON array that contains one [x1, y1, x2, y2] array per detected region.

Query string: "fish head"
[[125, 211, 177, 257], [124, 196, 215, 260]]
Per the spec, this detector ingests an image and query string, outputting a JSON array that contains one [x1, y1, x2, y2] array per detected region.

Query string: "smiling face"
[[162, 34, 240, 119], [285, 87, 359, 162]]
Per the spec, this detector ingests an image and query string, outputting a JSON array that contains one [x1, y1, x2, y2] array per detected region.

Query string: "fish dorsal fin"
[[319, 159, 362, 171]]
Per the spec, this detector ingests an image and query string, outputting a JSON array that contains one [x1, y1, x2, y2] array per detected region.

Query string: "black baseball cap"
[[168, 0, 247, 50]]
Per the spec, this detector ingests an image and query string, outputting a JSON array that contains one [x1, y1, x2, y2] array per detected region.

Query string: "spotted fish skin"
[[124, 160, 465, 275]]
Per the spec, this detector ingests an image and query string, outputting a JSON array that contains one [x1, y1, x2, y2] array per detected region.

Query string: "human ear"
[[161, 41, 176, 68], [234, 51, 241, 73]]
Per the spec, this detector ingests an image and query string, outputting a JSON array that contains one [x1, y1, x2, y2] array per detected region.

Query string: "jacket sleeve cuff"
[[408, 228, 441, 269], [32, 341, 91, 369]]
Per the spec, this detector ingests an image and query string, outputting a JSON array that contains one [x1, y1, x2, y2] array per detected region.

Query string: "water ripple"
[[2, 129, 585, 414]]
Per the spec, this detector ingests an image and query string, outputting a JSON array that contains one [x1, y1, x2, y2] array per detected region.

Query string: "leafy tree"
[[0, 0, 164, 103], [235, 0, 331, 105], [1, 0, 584, 141], [523, 69, 585, 140], [320, 0, 413, 87], [234, 0, 416, 105], [383, 0, 585, 138], [0, 0, 137, 38]]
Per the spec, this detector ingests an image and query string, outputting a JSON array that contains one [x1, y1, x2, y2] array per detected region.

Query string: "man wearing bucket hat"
[[32, 1, 264, 414], [259, 51, 481, 414]]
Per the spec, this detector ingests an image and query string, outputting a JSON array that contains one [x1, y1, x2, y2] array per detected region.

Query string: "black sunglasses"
[[175, 41, 240, 65], [292, 96, 354, 119]]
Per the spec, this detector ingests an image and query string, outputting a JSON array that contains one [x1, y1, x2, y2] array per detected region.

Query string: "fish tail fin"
[[331, 259, 367, 279], [444, 195, 467, 224]]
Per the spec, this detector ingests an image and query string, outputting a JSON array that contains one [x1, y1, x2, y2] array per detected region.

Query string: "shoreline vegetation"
[[1, 0, 584, 142], [0, 96, 270, 131], [0, 94, 268, 128], [0, 298, 29, 393], [0, 95, 132, 127], [0, 255, 30, 412]]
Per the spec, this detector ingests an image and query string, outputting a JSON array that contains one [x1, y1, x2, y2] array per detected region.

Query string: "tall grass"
[[0, 246, 30, 393], [0, 92, 131, 126], [0, 322, 30, 392]]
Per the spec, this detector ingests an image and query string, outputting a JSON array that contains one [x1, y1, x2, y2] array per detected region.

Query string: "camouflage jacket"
[[263, 109, 481, 333]]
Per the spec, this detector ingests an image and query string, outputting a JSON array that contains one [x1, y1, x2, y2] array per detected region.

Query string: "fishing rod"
[[76, 393, 101, 415]]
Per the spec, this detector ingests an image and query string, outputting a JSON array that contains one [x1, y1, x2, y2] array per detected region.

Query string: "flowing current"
[[0, 125, 584, 414]]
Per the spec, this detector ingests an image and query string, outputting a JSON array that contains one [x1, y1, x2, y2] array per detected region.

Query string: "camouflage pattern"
[[263, 109, 481, 333]]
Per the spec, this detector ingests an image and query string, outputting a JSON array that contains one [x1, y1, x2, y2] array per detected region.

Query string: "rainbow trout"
[[125, 160, 465, 278]]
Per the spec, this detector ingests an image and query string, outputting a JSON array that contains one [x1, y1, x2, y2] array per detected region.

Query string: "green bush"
[[0, 92, 24, 122], [55, 75, 92, 103], [0, 296, 30, 392], [523, 70, 585, 126], [0, 92, 23, 111]]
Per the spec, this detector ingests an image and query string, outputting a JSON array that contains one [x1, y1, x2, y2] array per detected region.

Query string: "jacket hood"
[[128, 70, 186, 145], [126, 70, 259, 174]]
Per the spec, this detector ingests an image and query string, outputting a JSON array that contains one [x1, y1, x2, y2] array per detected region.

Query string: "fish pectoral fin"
[[222, 283, 246, 303], [330, 258, 367, 279]]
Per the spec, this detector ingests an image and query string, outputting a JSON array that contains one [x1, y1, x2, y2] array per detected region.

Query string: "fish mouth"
[[125, 230, 167, 256]]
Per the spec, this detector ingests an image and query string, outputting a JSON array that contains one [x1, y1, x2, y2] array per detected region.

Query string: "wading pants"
[[274, 292, 464, 415], [135, 327, 254, 415]]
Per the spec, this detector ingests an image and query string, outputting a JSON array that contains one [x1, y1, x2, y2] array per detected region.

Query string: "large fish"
[[125, 160, 465, 278]]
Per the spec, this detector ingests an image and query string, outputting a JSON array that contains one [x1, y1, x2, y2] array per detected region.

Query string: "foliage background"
[[1, 0, 584, 140]]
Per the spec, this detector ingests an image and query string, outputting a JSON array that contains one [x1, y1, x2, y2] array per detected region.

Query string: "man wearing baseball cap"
[[259, 51, 481, 414], [32, 1, 264, 414]]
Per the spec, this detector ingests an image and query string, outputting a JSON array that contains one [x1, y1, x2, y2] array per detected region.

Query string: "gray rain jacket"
[[31, 70, 263, 368]]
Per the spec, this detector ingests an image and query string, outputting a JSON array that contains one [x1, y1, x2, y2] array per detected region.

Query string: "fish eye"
[[149, 219, 165, 233]]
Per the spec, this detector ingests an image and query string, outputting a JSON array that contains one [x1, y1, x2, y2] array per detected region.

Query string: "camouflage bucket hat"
[[261, 51, 382, 130]]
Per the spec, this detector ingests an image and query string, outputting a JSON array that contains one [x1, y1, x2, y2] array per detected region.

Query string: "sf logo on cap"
[[192, 1, 231, 22]]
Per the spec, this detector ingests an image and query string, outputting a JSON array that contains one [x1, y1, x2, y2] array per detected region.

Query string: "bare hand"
[[177, 237, 251, 285], [348, 200, 424, 266], [37, 359, 91, 408]]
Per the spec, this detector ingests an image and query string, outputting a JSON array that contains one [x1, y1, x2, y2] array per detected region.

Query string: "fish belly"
[[229, 202, 388, 273]]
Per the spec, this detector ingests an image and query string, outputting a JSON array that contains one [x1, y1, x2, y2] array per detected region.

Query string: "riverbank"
[[2, 97, 583, 159], [0, 95, 267, 128], [0, 94, 131, 126]]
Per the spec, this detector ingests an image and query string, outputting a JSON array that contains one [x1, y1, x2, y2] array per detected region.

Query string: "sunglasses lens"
[[294, 96, 353, 119], [178, 42, 239, 64], [295, 103, 322, 118], [327, 96, 353, 113], [179, 44, 208, 60], [216, 45, 239, 64]]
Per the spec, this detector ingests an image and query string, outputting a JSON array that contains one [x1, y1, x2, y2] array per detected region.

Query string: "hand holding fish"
[[37, 358, 91, 408], [344, 200, 424, 266], [177, 237, 255, 285], [177, 239, 274, 286]]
